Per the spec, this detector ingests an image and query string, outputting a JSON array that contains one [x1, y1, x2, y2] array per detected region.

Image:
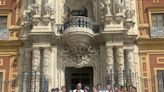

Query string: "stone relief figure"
[[44, 0, 51, 16], [106, 47, 113, 73], [115, 0, 124, 14], [32, 48, 40, 71], [33, 0, 41, 15], [123, 0, 135, 19], [101, 0, 112, 16]]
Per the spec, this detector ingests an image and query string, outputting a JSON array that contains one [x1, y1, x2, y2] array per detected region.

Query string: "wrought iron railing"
[[107, 70, 135, 87], [20, 71, 49, 92], [57, 16, 99, 33]]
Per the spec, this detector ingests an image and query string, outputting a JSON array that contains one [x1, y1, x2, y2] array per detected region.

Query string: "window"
[[151, 13, 164, 27], [0, 72, 3, 92], [0, 16, 9, 39], [157, 70, 164, 92], [71, 8, 88, 17], [150, 13, 164, 38]]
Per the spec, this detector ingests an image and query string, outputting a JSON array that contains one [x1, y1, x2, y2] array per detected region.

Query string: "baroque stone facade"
[[19, 0, 140, 92]]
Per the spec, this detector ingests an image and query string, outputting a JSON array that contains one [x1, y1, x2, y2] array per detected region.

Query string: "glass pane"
[[0, 16, 9, 39], [158, 21, 163, 27], [0, 72, 3, 92], [157, 70, 164, 92], [157, 15, 163, 21], [152, 15, 157, 21]]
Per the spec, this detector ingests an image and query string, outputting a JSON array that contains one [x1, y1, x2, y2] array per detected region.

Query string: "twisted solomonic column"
[[116, 46, 124, 86], [125, 49, 135, 86], [106, 46, 114, 85], [31, 48, 41, 92], [42, 48, 51, 91]]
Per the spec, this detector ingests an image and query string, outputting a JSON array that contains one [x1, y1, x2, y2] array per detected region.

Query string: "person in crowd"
[[113, 86, 119, 92], [120, 86, 127, 92], [84, 86, 89, 92], [96, 84, 103, 92], [105, 84, 113, 92], [55, 88, 60, 92], [130, 87, 137, 92], [61, 85, 66, 92], [51, 88, 56, 92], [73, 83, 84, 92], [93, 86, 97, 92]]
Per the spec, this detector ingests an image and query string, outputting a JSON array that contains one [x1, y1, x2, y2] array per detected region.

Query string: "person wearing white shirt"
[[73, 83, 84, 92]]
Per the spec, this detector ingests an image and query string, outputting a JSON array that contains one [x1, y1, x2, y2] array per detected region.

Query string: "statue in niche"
[[63, 3, 71, 22], [101, 0, 112, 16], [44, 0, 51, 16]]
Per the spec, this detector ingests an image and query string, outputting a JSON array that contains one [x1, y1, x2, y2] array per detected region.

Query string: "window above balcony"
[[0, 16, 9, 39], [150, 13, 164, 38]]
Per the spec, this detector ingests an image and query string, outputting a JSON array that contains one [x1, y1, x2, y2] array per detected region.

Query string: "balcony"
[[60, 16, 96, 45], [59, 16, 97, 60]]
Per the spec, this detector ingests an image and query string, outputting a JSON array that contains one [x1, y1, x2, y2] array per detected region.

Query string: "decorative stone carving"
[[43, 48, 51, 79], [58, 45, 98, 68], [31, 48, 40, 92], [100, 0, 135, 27], [106, 47, 113, 74], [116, 47, 124, 85], [101, 0, 112, 16], [32, 48, 40, 71], [126, 49, 135, 86]]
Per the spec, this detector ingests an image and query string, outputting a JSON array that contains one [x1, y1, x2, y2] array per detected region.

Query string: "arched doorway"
[[65, 67, 93, 92]]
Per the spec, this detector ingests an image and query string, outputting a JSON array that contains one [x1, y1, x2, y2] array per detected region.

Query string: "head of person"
[[77, 83, 82, 90], [114, 86, 119, 91], [61, 85, 66, 92], [131, 87, 137, 92], [92, 86, 97, 92], [120, 86, 127, 91], [51, 88, 55, 92], [55, 88, 59, 92], [107, 84, 112, 89], [96, 84, 101, 90]]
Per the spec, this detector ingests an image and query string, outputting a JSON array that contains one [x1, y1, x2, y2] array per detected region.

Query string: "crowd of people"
[[51, 83, 137, 92]]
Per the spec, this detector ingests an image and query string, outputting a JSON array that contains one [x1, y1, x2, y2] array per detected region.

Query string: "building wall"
[[0, 0, 22, 92], [137, 0, 164, 92]]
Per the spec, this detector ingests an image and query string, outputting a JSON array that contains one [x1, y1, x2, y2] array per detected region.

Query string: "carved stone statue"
[[44, 0, 51, 16], [101, 0, 112, 16]]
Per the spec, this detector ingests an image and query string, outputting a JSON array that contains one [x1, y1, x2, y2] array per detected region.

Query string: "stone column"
[[106, 46, 114, 85], [31, 48, 40, 92], [116, 46, 124, 86], [125, 49, 135, 86], [43, 48, 51, 91]]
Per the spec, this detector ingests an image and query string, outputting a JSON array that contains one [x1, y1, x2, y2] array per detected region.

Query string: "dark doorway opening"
[[65, 67, 93, 92]]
